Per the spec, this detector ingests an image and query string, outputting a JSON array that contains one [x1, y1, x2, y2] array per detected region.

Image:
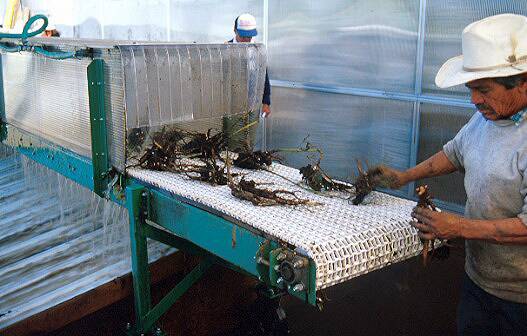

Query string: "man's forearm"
[[402, 151, 457, 184], [461, 217, 527, 244]]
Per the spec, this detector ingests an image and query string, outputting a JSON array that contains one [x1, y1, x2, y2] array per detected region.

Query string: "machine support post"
[[126, 185, 215, 335], [126, 185, 152, 334], [87, 59, 110, 197], [142, 258, 213, 332], [0, 54, 6, 142]]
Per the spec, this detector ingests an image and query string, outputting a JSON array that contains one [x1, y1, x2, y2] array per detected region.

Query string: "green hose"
[[33, 46, 76, 59], [0, 14, 48, 41], [0, 14, 81, 60]]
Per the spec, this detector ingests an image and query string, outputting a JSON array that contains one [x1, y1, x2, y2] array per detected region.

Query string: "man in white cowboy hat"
[[227, 13, 271, 117], [41, 15, 59, 37], [380, 13, 527, 335]]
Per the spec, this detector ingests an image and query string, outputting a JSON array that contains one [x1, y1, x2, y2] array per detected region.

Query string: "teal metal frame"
[[87, 59, 110, 197], [123, 183, 317, 335], [0, 50, 318, 336], [0, 54, 6, 142]]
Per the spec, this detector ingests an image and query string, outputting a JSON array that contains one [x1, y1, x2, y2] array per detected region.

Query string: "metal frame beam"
[[123, 183, 318, 334], [126, 185, 152, 333], [87, 59, 110, 197], [144, 185, 271, 278], [270, 79, 474, 109], [0, 54, 6, 142], [3, 125, 95, 190]]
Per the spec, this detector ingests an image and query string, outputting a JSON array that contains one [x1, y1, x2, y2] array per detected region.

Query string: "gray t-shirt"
[[443, 111, 527, 303]]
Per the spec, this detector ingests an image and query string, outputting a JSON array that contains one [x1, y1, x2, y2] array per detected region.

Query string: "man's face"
[[465, 77, 527, 121], [235, 32, 252, 43]]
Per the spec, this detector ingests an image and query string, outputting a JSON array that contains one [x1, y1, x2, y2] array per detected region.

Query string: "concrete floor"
[[48, 242, 465, 336]]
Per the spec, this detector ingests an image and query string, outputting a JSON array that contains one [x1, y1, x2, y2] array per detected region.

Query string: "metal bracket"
[[269, 248, 309, 292], [87, 59, 110, 198], [269, 247, 317, 304], [254, 242, 318, 305]]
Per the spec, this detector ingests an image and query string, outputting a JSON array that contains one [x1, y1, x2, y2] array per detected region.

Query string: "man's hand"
[[377, 165, 408, 189], [262, 104, 271, 117], [411, 207, 464, 240]]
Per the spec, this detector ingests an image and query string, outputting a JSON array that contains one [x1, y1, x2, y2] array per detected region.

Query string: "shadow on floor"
[[49, 242, 465, 336]]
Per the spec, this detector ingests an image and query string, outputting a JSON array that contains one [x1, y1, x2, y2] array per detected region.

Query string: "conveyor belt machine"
[[0, 16, 423, 335]]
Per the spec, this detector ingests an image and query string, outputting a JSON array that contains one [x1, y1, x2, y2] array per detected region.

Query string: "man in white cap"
[[227, 14, 271, 116], [381, 14, 527, 335]]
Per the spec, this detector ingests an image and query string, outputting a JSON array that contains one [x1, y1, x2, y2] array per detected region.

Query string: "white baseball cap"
[[235, 13, 257, 38]]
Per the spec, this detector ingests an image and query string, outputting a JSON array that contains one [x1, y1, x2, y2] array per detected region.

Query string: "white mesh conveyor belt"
[[127, 163, 422, 290]]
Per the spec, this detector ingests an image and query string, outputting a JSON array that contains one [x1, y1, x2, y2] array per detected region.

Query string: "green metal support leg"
[[126, 185, 152, 334], [126, 186, 215, 335], [87, 59, 110, 197], [142, 258, 214, 332], [0, 54, 6, 142]]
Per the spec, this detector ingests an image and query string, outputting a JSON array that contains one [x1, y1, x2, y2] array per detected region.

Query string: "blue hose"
[[33, 46, 76, 59], [0, 14, 82, 60], [0, 43, 21, 53], [0, 14, 48, 41]]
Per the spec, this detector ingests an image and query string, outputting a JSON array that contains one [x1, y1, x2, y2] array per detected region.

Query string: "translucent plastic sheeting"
[[0, 45, 127, 171], [422, 0, 527, 97], [2, 53, 93, 158], [120, 43, 266, 130], [267, 87, 413, 183], [1, 40, 265, 172], [416, 104, 473, 206], [267, 0, 420, 93], [0, 144, 173, 329], [128, 163, 424, 290], [121, 43, 267, 165]]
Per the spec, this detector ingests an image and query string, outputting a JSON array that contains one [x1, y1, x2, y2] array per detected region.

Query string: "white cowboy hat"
[[435, 13, 527, 88]]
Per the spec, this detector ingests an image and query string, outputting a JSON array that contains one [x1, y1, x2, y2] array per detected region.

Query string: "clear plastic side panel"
[[197, 45, 213, 120], [144, 46, 162, 127], [121, 47, 139, 130], [220, 46, 233, 116], [209, 46, 224, 118], [230, 45, 244, 116], [155, 47, 172, 124], [103, 48, 127, 172], [188, 46, 204, 121], [247, 44, 266, 113], [131, 47, 150, 128], [2, 52, 92, 157], [177, 46, 194, 122], [120, 44, 267, 165]]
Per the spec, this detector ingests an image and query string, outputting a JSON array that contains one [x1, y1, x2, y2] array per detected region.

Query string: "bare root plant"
[[226, 154, 321, 207], [415, 185, 438, 266]]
